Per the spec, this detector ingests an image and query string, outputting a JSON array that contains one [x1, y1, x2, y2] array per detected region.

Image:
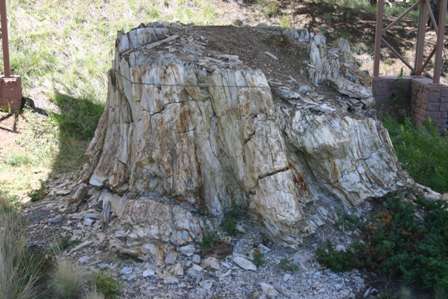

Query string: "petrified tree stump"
[[80, 23, 405, 249]]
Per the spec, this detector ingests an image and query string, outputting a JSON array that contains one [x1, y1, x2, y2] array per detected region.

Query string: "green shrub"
[[94, 272, 120, 299], [200, 231, 219, 251], [316, 196, 448, 295], [28, 182, 48, 202], [253, 249, 265, 267], [334, 210, 361, 232], [384, 117, 448, 193], [222, 206, 244, 236], [278, 258, 299, 272], [316, 242, 360, 272], [50, 236, 81, 254]]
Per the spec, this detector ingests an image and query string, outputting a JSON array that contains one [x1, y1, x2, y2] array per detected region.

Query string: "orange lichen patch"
[[294, 172, 308, 194]]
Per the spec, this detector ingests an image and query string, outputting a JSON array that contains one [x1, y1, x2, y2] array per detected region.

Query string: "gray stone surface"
[[80, 23, 407, 249], [233, 254, 257, 271]]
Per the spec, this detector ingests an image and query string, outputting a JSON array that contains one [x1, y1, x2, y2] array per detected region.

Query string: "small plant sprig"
[[253, 249, 265, 267], [200, 231, 219, 251], [278, 258, 299, 272], [94, 272, 120, 299], [222, 205, 246, 236]]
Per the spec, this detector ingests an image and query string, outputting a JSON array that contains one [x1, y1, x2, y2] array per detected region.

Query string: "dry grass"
[[49, 259, 85, 299], [0, 200, 41, 299], [84, 291, 105, 299]]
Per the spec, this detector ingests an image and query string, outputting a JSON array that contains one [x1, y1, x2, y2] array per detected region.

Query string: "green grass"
[[50, 93, 104, 141], [384, 117, 448, 193], [5, 153, 32, 167], [253, 249, 266, 267], [200, 231, 219, 251], [28, 182, 48, 202], [49, 236, 81, 254], [279, 15, 292, 28], [0, 0, 220, 204], [316, 196, 448, 296], [222, 206, 245, 236], [278, 258, 299, 272], [94, 272, 120, 299], [48, 261, 120, 299]]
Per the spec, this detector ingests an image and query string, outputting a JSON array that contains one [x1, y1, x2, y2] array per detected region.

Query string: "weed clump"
[[0, 199, 48, 299], [94, 272, 120, 299], [49, 260, 85, 299], [278, 258, 299, 272], [28, 181, 48, 202], [222, 205, 245, 236], [253, 249, 265, 267], [317, 196, 448, 295], [200, 231, 219, 251]]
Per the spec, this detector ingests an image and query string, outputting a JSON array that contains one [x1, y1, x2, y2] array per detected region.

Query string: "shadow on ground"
[[49, 91, 103, 172], [242, 0, 438, 55], [27, 91, 104, 202]]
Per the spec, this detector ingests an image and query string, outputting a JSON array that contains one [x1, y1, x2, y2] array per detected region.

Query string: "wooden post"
[[0, 0, 11, 77], [374, 0, 385, 77], [434, 0, 447, 84], [414, 0, 429, 75], [0, 0, 22, 112]]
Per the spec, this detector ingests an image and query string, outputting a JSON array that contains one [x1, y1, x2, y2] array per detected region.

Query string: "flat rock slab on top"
[[80, 22, 407, 247]]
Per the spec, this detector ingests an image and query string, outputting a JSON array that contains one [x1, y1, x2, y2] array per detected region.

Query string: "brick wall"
[[373, 76, 448, 131]]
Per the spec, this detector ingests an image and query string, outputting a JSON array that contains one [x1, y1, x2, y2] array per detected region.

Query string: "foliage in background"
[[313, 0, 418, 18], [316, 196, 448, 296], [384, 117, 448, 193]]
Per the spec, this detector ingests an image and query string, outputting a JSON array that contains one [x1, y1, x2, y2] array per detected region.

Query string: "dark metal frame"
[[374, 0, 447, 84]]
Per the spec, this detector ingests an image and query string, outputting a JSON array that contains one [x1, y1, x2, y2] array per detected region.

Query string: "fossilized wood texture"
[[81, 24, 405, 245]]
